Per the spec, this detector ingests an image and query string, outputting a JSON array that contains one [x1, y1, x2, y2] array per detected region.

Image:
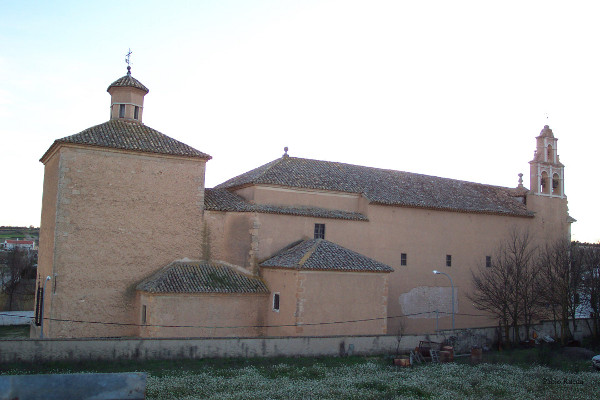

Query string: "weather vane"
[[125, 48, 132, 74]]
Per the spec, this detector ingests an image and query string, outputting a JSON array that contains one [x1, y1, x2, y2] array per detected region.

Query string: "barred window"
[[400, 253, 407, 266], [314, 223, 325, 239]]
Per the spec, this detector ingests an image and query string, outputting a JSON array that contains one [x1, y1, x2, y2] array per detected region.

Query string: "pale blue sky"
[[1, 0, 598, 242]]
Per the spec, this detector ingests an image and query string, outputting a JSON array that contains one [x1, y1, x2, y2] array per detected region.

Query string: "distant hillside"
[[0, 226, 39, 241]]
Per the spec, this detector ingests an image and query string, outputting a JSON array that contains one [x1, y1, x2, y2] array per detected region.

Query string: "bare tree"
[[577, 243, 600, 340], [469, 254, 512, 345], [469, 228, 539, 345], [0, 248, 34, 310], [537, 239, 586, 345]]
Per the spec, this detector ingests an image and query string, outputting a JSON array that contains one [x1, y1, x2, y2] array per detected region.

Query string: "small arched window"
[[541, 171, 550, 194], [552, 173, 561, 195], [547, 145, 553, 162]]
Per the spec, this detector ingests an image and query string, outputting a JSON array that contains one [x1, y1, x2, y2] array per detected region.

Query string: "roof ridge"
[[291, 156, 518, 191], [259, 156, 286, 180], [297, 239, 321, 268]]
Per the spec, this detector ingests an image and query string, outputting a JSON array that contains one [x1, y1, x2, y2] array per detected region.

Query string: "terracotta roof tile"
[[261, 239, 393, 272], [216, 157, 532, 217], [42, 120, 211, 160], [4, 240, 34, 245], [137, 261, 269, 294], [204, 188, 367, 221], [107, 74, 149, 93]]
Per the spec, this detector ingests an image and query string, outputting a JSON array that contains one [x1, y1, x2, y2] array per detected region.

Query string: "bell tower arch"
[[529, 125, 565, 198]]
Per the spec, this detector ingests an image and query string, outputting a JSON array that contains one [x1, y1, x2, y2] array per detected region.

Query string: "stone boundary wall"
[[3, 319, 593, 363]]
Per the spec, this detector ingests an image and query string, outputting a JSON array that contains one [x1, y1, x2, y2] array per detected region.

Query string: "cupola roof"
[[107, 66, 149, 94]]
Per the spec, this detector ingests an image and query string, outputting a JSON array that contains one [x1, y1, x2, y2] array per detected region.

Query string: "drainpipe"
[[40, 276, 51, 339]]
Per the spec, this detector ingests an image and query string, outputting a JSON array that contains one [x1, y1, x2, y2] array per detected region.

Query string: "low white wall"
[[1, 335, 402, 363], [0, 311, 33, 326], [3, 319, 593, 363]]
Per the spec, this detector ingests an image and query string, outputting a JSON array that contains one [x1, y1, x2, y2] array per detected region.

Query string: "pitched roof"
[[4, 240, 34, 245], [107, 72, 149, 93], [204, 188, 367, 221], [41, 119, 211, 161], [260, 239, 393, 273], [137, 261, 269, 294], [216, 156, 532, 217]]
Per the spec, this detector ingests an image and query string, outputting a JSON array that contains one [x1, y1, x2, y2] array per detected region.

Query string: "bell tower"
[[529, 125, 565, 198]]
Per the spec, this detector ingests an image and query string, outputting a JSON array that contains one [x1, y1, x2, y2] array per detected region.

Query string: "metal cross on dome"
[[125, 48, 133, 75]]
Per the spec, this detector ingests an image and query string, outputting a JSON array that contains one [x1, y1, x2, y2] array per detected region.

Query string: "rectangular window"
[[314, 223, 325, 239], [446, 255, 452, 267], [400, 253, 407, 266], [142, 305, 147, 324], [119, 104, 125, 118], [272, 293, 280, 312], [485, 256, 492, 268], [134, 106, 139, 120]]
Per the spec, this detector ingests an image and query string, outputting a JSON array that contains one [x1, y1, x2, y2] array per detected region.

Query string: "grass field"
[[1, 351, 598, 399], [0, 325, 29, 339]]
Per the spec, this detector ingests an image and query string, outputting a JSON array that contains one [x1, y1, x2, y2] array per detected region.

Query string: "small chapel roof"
[[137, 261, 269, 294], [260, 239, 394, 272], [216, 156, 532, 217], [41, 119, 211, 161], [204, 188, 368, 221]]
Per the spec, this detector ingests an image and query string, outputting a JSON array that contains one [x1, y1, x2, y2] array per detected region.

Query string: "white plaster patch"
[[399, 286, 458, 319]]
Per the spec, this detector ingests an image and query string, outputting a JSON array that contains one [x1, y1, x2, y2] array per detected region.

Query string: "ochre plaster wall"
[[41, 146, 206, 338], [262, 269, 388, 336], [203, 211, 254, 269], [108, 88, 145, 121], [235, 185, 363, 213], [260, 268, 299, 336], [226, 188, 569, 334], [137, 292, 268, 337], [298, 271, 388, 336]]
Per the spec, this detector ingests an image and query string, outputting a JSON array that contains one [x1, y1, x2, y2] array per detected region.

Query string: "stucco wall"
[[108, 87, 145, 121], [235, 185, 363, 213], [261, 268, 298, 336], [262, 269, 389, 336], [299, 271, 388, 336], [40, 145, 206, 338], [214, 188, 569, 335], [203, 211, 254, 269], [138, 292, 268, 337]]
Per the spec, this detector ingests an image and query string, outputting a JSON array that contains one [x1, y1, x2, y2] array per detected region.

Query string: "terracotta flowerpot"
[[470, 347, 483, 363], [394, 357, 411, 367], [442, 346, 454, 361]]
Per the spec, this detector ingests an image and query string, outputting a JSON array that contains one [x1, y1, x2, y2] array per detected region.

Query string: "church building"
[[33, 68, 573, 338]]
